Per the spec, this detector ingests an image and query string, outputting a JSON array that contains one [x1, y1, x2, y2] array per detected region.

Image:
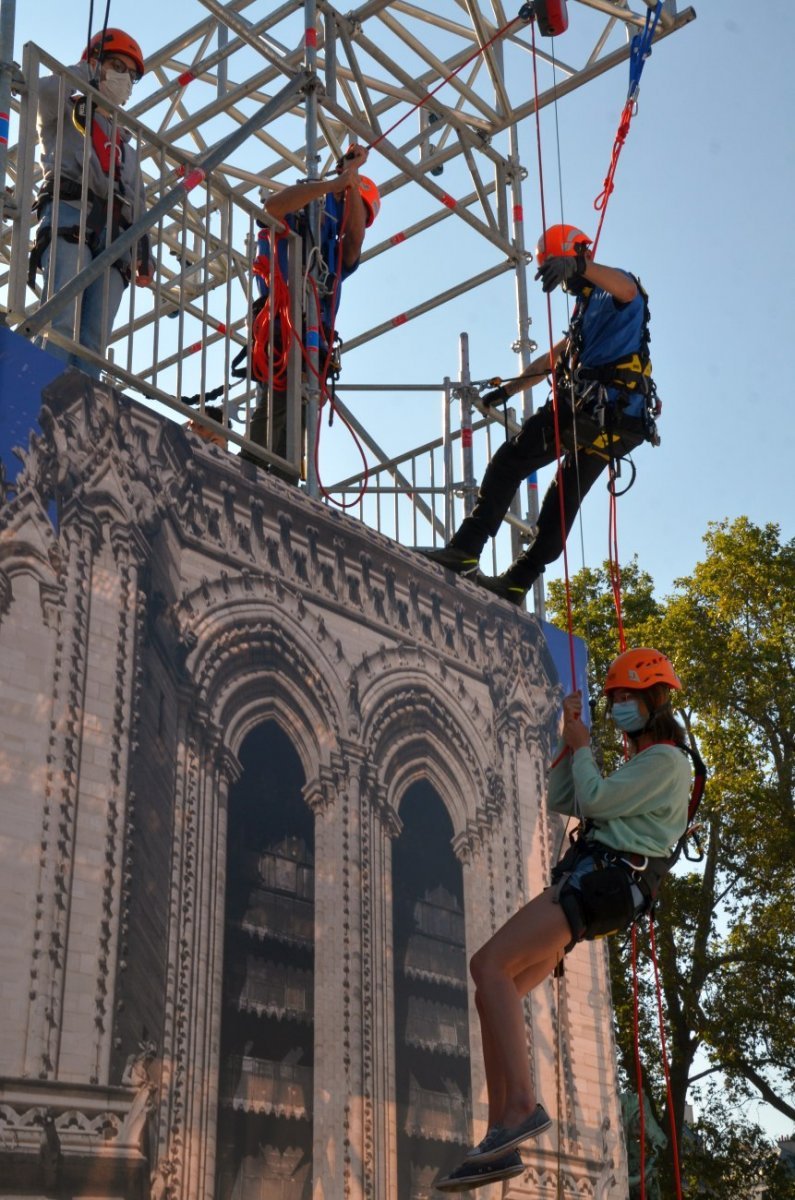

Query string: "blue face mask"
[[611, 699, 645, 734]]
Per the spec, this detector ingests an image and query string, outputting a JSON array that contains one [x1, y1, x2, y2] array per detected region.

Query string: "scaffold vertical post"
[[6, 37, 36, 320], [0, 0, 17, 230], [443, 376, 453, 541], [285, 227, 303, 477], [304, 0, 321, 498], [325, 10, 337, 105], [507, 120, 545, 618], [459, 333, 476, 516]]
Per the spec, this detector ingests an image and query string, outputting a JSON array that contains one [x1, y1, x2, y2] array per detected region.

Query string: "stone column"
[[197, 740, 240, 1200], [357, 753, 402, 1200], [90, 522, 149, 1086], [455, 822, 492, 1145], [54, 519, 150, 1085], [24, 501, 101, 1081], [0, 532, 64, 1078], [304, 751, 349, 1200], [163, 707, 241, 1200]]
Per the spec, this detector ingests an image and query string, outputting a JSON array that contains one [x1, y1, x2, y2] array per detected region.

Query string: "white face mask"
[[99, 69, 133, 108]]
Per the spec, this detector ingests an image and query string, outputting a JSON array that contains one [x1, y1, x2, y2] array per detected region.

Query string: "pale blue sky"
[[8, 0, 794, 1145]]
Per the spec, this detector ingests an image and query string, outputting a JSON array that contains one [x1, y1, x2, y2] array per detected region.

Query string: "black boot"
[[421, 545, 480, 576]]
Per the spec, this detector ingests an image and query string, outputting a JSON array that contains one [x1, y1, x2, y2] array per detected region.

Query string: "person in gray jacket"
[[31, 28, 153, 377]]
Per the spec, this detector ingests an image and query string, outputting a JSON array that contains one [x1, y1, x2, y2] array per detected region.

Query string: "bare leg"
[[477, 992, 505, 1128], [477, 950, 562, 1127], [470, 889, 572, 1129]]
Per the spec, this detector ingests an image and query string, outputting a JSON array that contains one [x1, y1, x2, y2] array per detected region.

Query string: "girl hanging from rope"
[[436, 647, 693, 1192]]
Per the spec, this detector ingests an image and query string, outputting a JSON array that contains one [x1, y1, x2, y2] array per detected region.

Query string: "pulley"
[[519, 0, 569, 37]]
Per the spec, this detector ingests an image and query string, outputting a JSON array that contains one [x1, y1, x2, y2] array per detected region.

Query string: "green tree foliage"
[[682, 1085, 795, 1199], [546, 518, 795, 1196]]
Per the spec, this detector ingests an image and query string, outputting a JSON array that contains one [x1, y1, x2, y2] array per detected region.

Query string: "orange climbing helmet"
[[358, 176, 380, 227], [83, 29, 145, 80], [535, 223, 592, 266], [603, 647, 682, 694]]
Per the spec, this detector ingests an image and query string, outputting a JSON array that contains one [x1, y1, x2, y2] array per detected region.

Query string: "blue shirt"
[[575, 273, 646, 418]]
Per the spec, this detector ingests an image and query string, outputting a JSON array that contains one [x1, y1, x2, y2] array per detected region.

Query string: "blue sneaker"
[[435, 1150, 524, 1192], [465, 1104, 552, 1162]]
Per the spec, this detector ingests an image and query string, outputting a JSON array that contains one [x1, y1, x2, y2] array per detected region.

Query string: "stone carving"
[[38, 1108, 62, 1189], [119, 1039, 158, 1147], [150, 1158, 176, 1200]]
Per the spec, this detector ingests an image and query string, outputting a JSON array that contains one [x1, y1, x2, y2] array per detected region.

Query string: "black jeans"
[[450, 400, 645, 586]]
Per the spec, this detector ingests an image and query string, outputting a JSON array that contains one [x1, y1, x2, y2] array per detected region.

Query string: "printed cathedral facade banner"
[[0, 362, 628, 1200]]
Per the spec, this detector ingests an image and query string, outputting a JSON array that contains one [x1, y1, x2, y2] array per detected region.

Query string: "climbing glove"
[[481, 385, 510, 409], [535, 251, 587, 293]]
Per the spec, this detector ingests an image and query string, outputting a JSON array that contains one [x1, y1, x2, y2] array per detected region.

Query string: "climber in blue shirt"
[[424, 223, 659, 605]]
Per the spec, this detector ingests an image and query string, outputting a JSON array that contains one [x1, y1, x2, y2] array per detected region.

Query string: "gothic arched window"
[[217, 722, 314, 1200], [392, 780, 471, 1199]]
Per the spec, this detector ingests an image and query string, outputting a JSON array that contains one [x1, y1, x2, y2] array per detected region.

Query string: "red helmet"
[[536, 223, 592, 266], [358, 176, 380, 228], [603, 648, 682, 694], [83, 29, 145, 80]]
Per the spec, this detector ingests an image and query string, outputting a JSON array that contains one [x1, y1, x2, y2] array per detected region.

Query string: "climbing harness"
[[552, 831, 666, 953], [551, 741, 706, 956], [238, 202, 342, 391], [558, 279, 661, 460], [28, 176, 142, 291]]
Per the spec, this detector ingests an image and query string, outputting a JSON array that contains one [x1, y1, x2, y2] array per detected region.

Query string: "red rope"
[[368, 16, 520, 154], [529, 18, 577, 691], [308, 269, 371, 509], [648, 916, 685, 1199], [251, 228, 296, 391], [591, 98, 635, 256], [631, 922, 647, 1200], [307, 196, 371, 508], [591, 46, 686, 1200], [607, 479, 627, 653]]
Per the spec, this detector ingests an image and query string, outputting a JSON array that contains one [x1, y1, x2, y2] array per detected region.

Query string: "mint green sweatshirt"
[[547, 742, 691, 857]]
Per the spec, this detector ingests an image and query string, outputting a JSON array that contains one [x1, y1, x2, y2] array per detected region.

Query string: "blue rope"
[[628, 2, 663, 102]]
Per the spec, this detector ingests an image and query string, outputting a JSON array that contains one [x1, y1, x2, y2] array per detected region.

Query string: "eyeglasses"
[[103, 56, 139, 83]]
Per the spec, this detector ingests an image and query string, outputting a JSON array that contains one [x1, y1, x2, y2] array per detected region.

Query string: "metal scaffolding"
[[0, 0, 695, 612]]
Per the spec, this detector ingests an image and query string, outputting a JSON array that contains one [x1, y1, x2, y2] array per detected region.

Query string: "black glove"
[[535, 255, 576, 293], [481, 384, 510, 409], [535, 251, 587, 293]]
